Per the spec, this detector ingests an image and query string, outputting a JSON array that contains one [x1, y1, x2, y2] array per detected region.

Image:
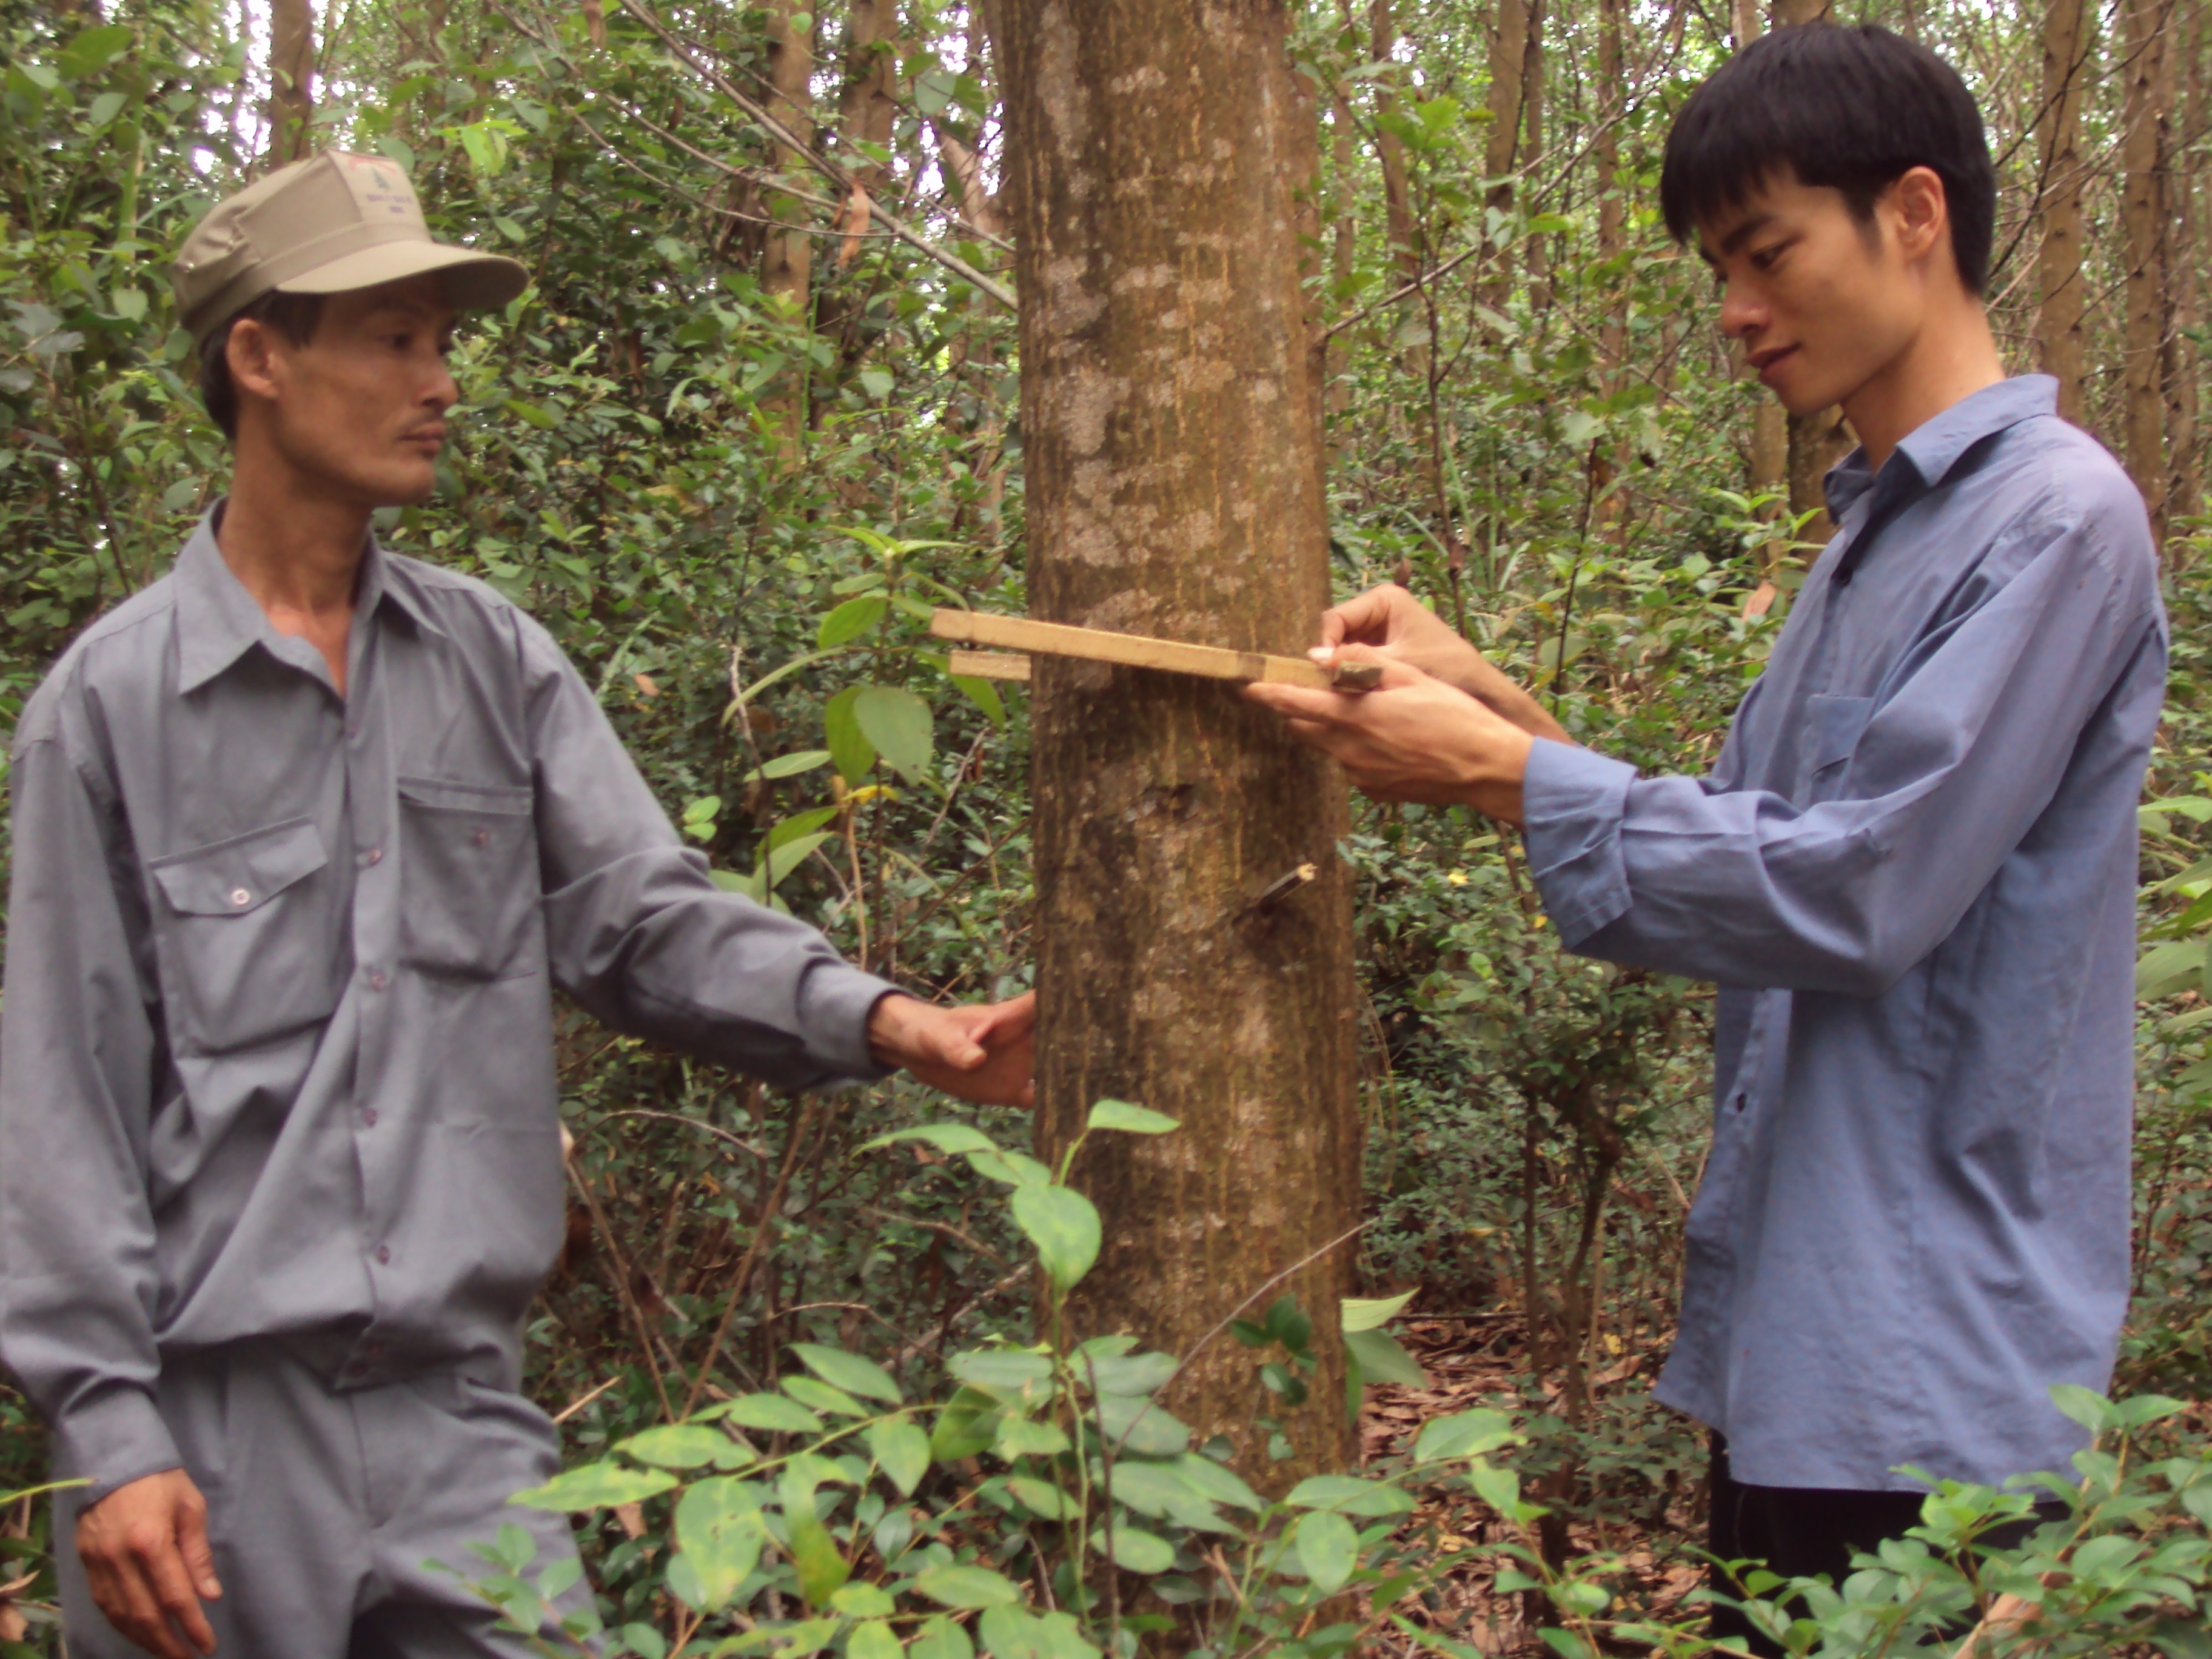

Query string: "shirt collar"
[[1825, 375, 2059, 525], [173, 503, 443, 695]]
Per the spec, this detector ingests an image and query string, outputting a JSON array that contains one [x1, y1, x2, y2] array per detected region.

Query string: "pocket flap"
[[150, 818, 329, 917], [398, 775, 533, 816], [1806, 693, 1875, 774]]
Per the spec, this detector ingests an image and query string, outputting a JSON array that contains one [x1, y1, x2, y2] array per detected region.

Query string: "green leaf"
[[619, 1424, 731, 1469], [950, 672, 1007, 729], [780, 1465, 850, 1607], [675, 1477, 765, 1609], [1413, 1408, 1520, 1463], [2137, 938, 2204, 998], [504, 397, 560, 429], [913, 1616, 977, 1659], [1093, 1392, 1190, 1457], [1085, 1099, 1180, 1136], [752, 749, 833, 780], [762, 832, 834, 890], [1467, 1459, 1527, 1519], [967, 1148, 1053, 1187], [1172, 1453, 1262, 1512], [1262, 1295, 1313, 1353], [1341, 1289, 1419, 1333], [833, 1583, 897, 1618], [913, 1563, 1023, 1609], [58, 22, 134, 79], [1012, 1184, 1101, 1293], [1109, 1461, 1227, 1530], [868, 1418, 931, 1495], [1079, 1352, 1178, 1395], [721, 1393, 826, 1435], [2050, 1383, 2114, 1433], [993, 1416, 1071, 1460], [819, 595, 888, 649], [1285, 1473, 1415, 1516], [1008, 1474, 1078, 1520], [508, 1461, 678, 1510], [791, 1343, 903, 1404], [859, 368, 895, 400], [1102, 1524, 1175, 1574], [824, 685, 876, 784], [845, 1623, 902, 1659], [783, 1375, 867, 1417], [87, 90, 127, 130], [1296, 1509, 1358, 1595], [854, 685, 935, 785], [930, 1387, 1003, 1462], [1346, 1327, 1429, 1389], [860, 1123, 1003, 1158], [948, 1348, 1054, 1391]]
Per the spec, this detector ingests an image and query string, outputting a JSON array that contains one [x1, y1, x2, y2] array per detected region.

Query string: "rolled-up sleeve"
[[516, 615, 896, 1088], [1522, 516, 2156, 995], [0, 697, 178, 1501]]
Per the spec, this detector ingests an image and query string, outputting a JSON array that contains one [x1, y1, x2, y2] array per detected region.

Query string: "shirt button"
[[360, 846, 383, 867], [229, 888, 252, 907], [366, 969, 389, 992], [375, 1245, 392, 1265], [361, 1107, 379, 1127], [472, 828, 491, 848]]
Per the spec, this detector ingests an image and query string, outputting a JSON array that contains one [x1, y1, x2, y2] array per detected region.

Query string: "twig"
[[565, 1159, 677, 1422], [680, 1099, 822, 1418], [551, 1375, 622, 1424]]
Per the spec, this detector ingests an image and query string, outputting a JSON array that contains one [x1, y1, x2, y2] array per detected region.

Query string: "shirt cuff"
[[1520, 739, 1639, 950], [797, 960, 901, 1086], [55, 1386, 183, 1505]]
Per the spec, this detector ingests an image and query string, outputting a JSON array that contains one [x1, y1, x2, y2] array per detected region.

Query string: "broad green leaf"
[[790, 1343, 902, 1404], [1079, 1352, 1178, 1396], [1285, 1472, 1415, 1516], [1173, 1452, 1262, 1512], [675, 1478, 765, 1609], [825, 685, 876, 783], [860, 1122, 1004, 1158], [2051, 1383, 2114, 1433], [782, 1467, 850, 1606], [947, 1348, 1054, 1394], [846, 1622, 902, 1659], [1413, 1408, 1520, 1463], [854, 685, 934, 784], [1102, 1524, 1175, 1573], [1467, 1459, 1527, 1519], [930, 1387, 1003, 1462], [1034, 1611, 1104, 1659], [783, 1375, 866, 1417], [618, 1424, 730, 1469], [763, 832, 834, 890], [58, 23, 134, 79], [2137, 938, 2204, 998], [1108, 1461, 1228, 1531], [967, 1148, 1053, 1187], [1008, 1475, 1078, 1520], [1346, 1327, 1429, 1389], [1093, 1392, 1190, 1457], [1296, 1509, 1358, 1594], [867, 1418, 930, 1495], [88, 92, 127, 131], [508, 1461, 677, 1510], [1085, 1100, 1179, 1136], [1012, 1184, 1101, 1293], [2117, 1393, 2190, 1428], [831, 1583, 897, 1618], [752, 749, 833, 780], [858, 368, 895, 400], [950, 672, 1007, 729], [1341, 1289, 1419, 1333], [721, 1393, 825, 1435], [913, 1563, 1022, 1609], [977, 1606, 1044, 1659], [504, 397, 560, 429], [818, 595, 887, 649], [912, 1615, 976, 1659], [993, 1416, 1071, 1460]]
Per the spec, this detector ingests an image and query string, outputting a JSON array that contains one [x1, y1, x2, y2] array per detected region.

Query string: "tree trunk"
[[1481, 0, 1530, 315], [2164, 1, 2201, 526], [2039, 0, 2091, 423], [1594, 0, 1626, 543], [1521, 0, 1548, 311], [991, 0, 1361, 1484], [1370, 0, 1419, 290], [760, 0, 816, 460], [268, 0, 316, 166], [836, 0, 898, 251], [2122, 0, 2173, 541]]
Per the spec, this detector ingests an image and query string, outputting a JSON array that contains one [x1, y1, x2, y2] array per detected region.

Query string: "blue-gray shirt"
[[1, 514, 895, 1501], [1521, 377, 2166, 1491]]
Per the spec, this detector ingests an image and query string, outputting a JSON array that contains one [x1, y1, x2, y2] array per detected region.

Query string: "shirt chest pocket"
[[397, 776, 540, 979], [147, 818, 339, 1054], [1802, 693, 1875, 803]]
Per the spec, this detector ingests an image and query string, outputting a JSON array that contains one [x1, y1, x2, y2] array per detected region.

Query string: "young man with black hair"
[[1248, 24, 2164, 1651], [0, 152, 1034, 1658]]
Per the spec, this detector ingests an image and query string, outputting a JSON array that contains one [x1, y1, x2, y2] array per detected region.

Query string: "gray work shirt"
[[1522, 377, 2166, 1491], [0, 512, 894, 1500]]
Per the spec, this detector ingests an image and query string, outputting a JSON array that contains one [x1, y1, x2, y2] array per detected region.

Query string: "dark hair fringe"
[[1658, 23, 1996, 294], [195, 290, 327, 440]]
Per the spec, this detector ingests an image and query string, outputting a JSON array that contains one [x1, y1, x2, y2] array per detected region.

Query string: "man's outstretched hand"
[[77, 1468, 221, 1659], [868, 990, 1036, 1107]]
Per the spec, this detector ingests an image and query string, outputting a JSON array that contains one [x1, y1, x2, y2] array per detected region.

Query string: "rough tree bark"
[[760, 0, 816, 459], [268, 0, 316, 166], [990, 0, 1362, 1482], [1594, 0, 1627, 544], [2039, 0, 2091, 423], [2122, 0, 2173, 540], [2165, 1, 2201, 525], [836, 0, 898, 258]]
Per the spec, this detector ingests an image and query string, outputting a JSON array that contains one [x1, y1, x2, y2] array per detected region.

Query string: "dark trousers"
[[1706, 1436, 2054, 1657]]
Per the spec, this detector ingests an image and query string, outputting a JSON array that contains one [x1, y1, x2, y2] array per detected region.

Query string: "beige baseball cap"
[[173, 150, 529, 348]]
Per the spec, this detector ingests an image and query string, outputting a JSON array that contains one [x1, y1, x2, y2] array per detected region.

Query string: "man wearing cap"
[[0, 152, 1035, 1658]]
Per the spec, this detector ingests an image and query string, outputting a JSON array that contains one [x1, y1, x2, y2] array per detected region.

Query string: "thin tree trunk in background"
[[991, 0, 1360, 1486], [1480, 0, 1530, 315], [268, 0, 315, 165], [761, 0, 815, 460], [1327, 65, 1357, 461], [837, 0, 897, 244], [2122, 0, 2173, 542], [1521, 0, 1548, 313], [1772, 0, 1842, 539], [2165, 2, 2202, 526], [2039, 0, 2091, 423], [1594, 0, 1626, 544], [1370, 0, 1419, 291]]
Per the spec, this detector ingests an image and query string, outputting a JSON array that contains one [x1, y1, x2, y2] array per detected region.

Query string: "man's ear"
[[226, 317, 284, 407], [1886, 166, 1951, 270]]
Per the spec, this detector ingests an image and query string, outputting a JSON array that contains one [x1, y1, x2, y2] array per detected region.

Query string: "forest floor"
[[1363, 1316, 1714, 1658]]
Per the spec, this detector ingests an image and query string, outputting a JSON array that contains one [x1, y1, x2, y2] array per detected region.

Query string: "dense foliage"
[[1, 0, 2208, 1652]]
